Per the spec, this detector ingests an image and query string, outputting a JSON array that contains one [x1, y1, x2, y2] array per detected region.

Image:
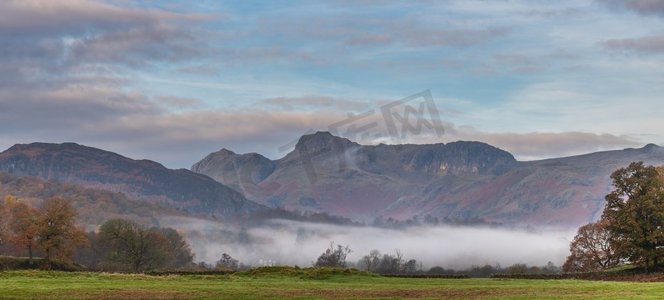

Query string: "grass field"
[[2, 268, 664, 299]]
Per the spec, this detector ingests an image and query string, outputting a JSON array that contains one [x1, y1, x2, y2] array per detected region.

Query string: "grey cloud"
[[491, 53, 543, 73], [0, 0, 211, 86], [261, 96, 371, 111], [175, 65, 221, 76], [0, 85, 160, 134], [399, 27, 509, 47], [441, 125, 642, 160], [516, 7, 585, 18], [215, 47, 316, 64], [600, 0, 664, 17], [603, 34, 664, 54], [155, 96, 205, 109], [255, 14, 508, 50], [479, 50, 579, 75], [67, 24, 205, 66], [0, 0, 207, 35]]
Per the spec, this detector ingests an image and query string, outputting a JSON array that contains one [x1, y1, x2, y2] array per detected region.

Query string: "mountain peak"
[[642, 143, 662, 153], [294, 131, 357, 152], [214, 148, 237, 156]]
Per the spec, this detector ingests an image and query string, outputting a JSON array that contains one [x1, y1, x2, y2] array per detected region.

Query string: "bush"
[[0, 256, 83, 271]]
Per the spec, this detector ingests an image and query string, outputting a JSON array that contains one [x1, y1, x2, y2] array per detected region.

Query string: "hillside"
[[0, 172, 170, 227], [0, 143, 267, 220]]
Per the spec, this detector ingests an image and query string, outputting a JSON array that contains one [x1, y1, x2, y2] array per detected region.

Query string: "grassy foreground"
[[2, 268, 664, 299]]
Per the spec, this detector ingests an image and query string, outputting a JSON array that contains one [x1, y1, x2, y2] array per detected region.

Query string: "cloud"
[[0, 0, 212, 88], [67, 24, 205, 66], [254, 11, 509, 51], [603, 34, 664, 54], [0, 0, 208, 35], [600, 0, 664, 17], [0, 84, 160, 134], [261, 96, 371, 111], [443, 128, 642, 160], [155, 96, 205, 109]]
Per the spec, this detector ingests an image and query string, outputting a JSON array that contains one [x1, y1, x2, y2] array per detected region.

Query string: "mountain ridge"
[[0, 142, 267, 220], [191, 131, 664, 227]]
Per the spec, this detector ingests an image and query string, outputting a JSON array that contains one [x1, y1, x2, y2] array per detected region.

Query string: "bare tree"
[[315, 242, 352, 268]]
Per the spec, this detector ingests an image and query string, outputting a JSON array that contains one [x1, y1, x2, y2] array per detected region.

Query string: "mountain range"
[[1, 133, 663, 228], [192, 132, 664, 227]]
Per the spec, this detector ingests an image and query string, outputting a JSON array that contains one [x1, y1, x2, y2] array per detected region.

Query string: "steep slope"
[[0, 143, 266, 219]]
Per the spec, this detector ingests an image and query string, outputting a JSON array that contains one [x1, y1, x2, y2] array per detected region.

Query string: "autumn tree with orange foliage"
[[36, 197, 87, 261], [0, 196, 12, 247], [9, 200, 40, 262], [563, 220, 619, 272]]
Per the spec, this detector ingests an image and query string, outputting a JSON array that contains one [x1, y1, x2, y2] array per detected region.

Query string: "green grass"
[[2, 268, 664, 299]]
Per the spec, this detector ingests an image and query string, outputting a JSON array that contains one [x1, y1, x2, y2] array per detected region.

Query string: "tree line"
[[0, 196, 199, 272], [0, 196, 86, 263], [312, 243, 560, 276], [564, 162, 664, 273]]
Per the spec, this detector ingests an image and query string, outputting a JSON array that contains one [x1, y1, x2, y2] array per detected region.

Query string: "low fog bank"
[[159, 217, 574, 270]]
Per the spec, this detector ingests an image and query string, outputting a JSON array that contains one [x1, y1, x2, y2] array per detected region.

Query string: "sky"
[[0, 0, 663, 168]]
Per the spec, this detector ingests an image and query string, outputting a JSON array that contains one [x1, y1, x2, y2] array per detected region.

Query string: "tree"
[[507, 264, 529, 274], [36, 197, 87, 261], [357, 249, 420, 274], [98, 219, 170, 272], [563, 220, 619, 272], [402, 259, 420, 273], [156, 228, 195, 269], [0, 196, 12, 248], [542, 261, 561, 274], [75, 231, 103, 270], [9, 201, 40, 262], [359, 249, 381, 272], [216, 253, 239, 270], [602, 162, 664, 271], [315, 243, 351, 268], [377, 253, 400, 273]]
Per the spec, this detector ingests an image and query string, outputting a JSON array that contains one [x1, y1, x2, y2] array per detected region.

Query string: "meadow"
[[2, 268, 664, 299]]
